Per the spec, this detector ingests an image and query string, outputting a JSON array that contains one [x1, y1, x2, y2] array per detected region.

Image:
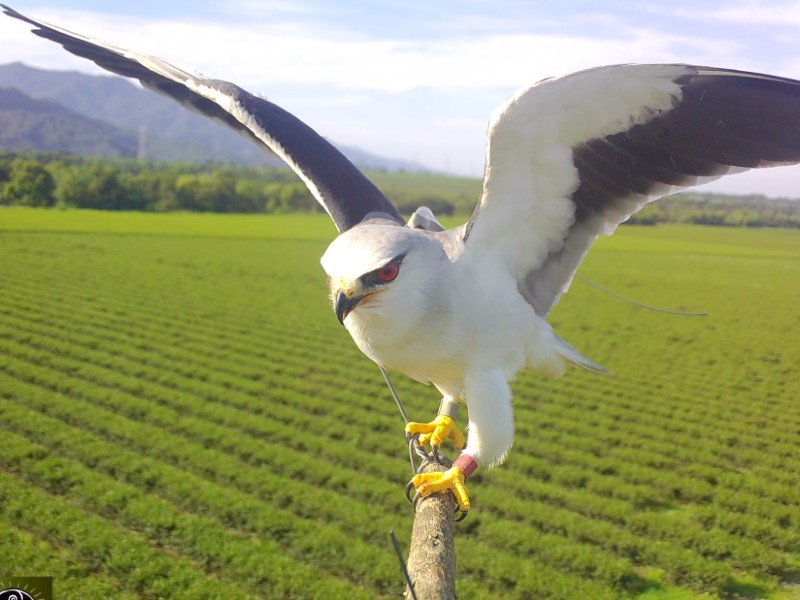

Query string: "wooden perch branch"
[[404, 458, 457, 600]]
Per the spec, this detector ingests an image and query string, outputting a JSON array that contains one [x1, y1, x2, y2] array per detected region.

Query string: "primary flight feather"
[[6, 5, 799, 514]]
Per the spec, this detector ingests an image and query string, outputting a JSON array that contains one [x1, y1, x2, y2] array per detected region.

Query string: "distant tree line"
[[0, 151, 463, 216], [626, 192, 800, 228], [0, 151, 798, 227], [0, 151, 326, 214]]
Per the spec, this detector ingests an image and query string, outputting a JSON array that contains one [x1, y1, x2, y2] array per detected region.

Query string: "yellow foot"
[[410, 465, 470, 512], [405, 415, 465, 451]]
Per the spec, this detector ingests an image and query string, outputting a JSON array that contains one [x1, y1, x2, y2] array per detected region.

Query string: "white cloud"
[[0, 6, 764, 93], [1, 4, 799, 195], [669, 0, 800, 26]]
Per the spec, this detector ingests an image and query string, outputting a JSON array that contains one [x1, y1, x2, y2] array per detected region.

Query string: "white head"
[[320, 223, 449, 336]]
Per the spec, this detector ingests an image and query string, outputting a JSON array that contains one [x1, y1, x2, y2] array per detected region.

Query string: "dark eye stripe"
[[360, 252, 406, 287]]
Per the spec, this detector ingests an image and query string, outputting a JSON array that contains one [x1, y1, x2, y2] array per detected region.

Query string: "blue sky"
[[2, 1, 800, 196]]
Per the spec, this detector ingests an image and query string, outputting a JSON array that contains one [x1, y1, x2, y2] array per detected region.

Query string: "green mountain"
[[0, 86, 138, 156], [0, 62, 424, 170]]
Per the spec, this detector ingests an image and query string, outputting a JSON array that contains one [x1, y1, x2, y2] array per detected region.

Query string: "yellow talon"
[[411, 465, 470, 512], [405, 415, 465, 450]]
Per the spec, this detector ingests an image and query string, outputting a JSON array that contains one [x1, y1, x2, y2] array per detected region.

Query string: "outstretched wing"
[[2, 5, 404, 233], [460, 64, 800, 316]]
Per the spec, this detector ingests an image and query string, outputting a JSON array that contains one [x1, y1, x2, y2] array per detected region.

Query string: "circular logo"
[[0, 590, 35, 600]]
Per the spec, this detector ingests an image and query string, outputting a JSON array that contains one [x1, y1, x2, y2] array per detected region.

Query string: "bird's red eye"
[[377, 262, 399, 282]]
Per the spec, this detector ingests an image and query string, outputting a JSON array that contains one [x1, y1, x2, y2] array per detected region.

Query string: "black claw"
[[404, 479, 417, 504], [405, 481, 426, 514], [455, 509, 469, 522], [407, 433, 430, 465], [431, 444, 441, 464]]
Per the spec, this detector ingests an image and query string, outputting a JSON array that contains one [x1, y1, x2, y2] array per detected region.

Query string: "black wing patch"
[[571, 69, 800, 224], [523, 67, 800, 317]]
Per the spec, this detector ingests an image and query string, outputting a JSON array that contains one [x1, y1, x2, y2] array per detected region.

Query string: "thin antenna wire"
[[380, 365, 429, 475], [390, 530, 418, 600], [576, 274, 708, 316], [381, 365, 410, 424]]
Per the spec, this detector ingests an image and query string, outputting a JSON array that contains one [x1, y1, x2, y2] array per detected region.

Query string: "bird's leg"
[[409, 369, 513, 517], [405, 398, 465, 463], [410, 454, 478, 515], [405, 398, 473, 517]]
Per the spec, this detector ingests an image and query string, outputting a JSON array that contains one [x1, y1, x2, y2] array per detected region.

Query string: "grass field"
[[1, 207, 798, 599]]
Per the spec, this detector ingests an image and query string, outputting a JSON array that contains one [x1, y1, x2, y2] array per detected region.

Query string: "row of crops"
[[1, 210, 798, 599]]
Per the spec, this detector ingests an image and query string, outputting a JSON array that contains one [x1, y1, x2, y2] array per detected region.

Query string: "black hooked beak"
[[335, 289, 365, 325]]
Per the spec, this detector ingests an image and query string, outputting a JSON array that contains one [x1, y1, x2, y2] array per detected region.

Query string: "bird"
[[6, 5, 800, 516]]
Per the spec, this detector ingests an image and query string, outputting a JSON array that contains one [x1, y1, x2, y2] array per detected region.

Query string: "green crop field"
[[1, 207, 798, 600]]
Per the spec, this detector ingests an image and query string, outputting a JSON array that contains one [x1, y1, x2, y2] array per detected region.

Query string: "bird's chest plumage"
[[345, 306, 466, 386], [343, 271, 533, 389]]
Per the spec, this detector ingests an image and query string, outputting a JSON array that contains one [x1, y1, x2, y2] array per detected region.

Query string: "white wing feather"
[[461, 65, 690, 280], [459, 64, 800, 316]]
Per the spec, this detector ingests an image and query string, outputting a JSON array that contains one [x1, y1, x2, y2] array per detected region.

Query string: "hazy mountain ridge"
[[0, 62, 426, 171], [0, 86, 138, 156]]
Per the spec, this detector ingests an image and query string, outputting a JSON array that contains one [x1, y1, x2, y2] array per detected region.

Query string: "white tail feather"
[[554, 335, 609, 374]]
